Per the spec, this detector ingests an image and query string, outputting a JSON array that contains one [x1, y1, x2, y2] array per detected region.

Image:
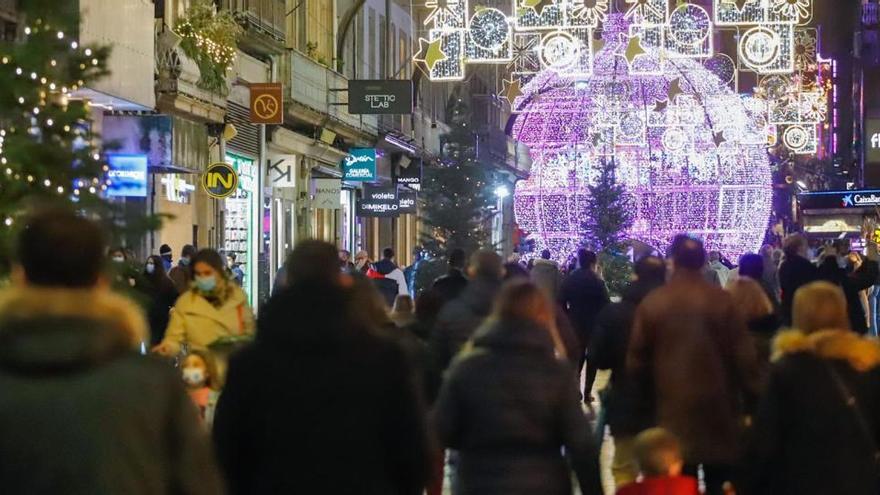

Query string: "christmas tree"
[[584, 157, 634, 296], [0, 1, 132, 271]]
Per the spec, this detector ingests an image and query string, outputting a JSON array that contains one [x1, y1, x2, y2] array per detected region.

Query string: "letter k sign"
[[268, 155, 296, 188]]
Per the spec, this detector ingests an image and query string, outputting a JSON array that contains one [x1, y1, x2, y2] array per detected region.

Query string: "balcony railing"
[[222, 0, 286, 43]]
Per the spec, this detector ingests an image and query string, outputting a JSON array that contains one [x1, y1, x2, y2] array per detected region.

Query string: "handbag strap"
[[827, 363, 880, 464]]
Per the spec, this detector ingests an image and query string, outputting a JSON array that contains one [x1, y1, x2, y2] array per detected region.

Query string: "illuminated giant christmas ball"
[[512, 15, 772, 259]]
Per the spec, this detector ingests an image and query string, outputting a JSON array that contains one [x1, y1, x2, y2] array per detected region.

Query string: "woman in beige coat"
[[154, 249, 255, 382]]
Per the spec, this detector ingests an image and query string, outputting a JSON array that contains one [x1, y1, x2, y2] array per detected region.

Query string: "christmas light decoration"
[[511, 14, 772, 260]]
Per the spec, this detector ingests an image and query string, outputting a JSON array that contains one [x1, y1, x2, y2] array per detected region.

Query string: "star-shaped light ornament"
[[622, 34, 646, 66], [500, 78, 523, 105], [726, 0, 755, 12], [667, 78, 684, 102], [592, 38, 606, 56], [713, 130, 727, 147], [414, 38, 448, 72], [653, 99, 668, 112], [523, 0, 556, 16]]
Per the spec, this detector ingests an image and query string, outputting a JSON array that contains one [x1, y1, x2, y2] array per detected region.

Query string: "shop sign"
[[161, 175, 195, 204], [267, 155, 296, 188], [203, 162, 239, 199], [798, 189, 880, 210], [342, 148, 377, 181], [396, 158, 422, 190], [398, 190, 418, 214], [868, 119, 880, 163], [313, 178, 342, 209], [249, 83, 284, 124], [357, 184, 399, 217], [106, 154, 148, 197], [348, 80, 413, 115]]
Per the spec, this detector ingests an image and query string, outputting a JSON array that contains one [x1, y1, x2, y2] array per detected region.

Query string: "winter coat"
[[0, 287, 223, 495], [137, 276, 179, 346], [745, 330, 880, 495], [817, 257, 878, 334], [591, 279, 663, 436], [747, 314, 780, 389], [370, 259, 410, 306], [168, 261, 193, 294], [434, 319, 602, 495], [558, 268, 610, 349], [161, 285, 255, 356], [213, 282, 431, 495], [616, 476, 699, 495], [433, 267, 469, 303], [777, 254, 817, 325], [627, 271, 761, 465], [531, 259, 562, 299], [430, 277, 502, 372]]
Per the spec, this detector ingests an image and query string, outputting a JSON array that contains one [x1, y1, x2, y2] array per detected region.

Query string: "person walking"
[[0, 209, 222, 494], [433, 248, 469, 303], [154, 249, 255, 381], [159, 243, 174, 272], [817, 240, 878, 334], [390, 294, 417, 328], [213, 240, 431, 495], [591, 255, 666, 487], [225, 252, 244, 287], [777, 234, 818, 326], [746, 281, 880, 495], [431, 250, 504, 373], [531, 249, 562, 299], [434, 281, 603, 495], [726, 277, 779, 386], [138, 254, 179, 346], [708, 251, 731, 287], [627, 235, 760, 495], [558, 249, 610, 404], [368, 247, 410, 306], [169, 244, 196, 293]]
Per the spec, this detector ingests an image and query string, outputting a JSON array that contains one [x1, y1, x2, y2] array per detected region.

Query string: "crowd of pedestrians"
[[2, 208, 880, 495]]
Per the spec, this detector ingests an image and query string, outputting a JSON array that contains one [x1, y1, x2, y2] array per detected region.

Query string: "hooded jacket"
[[0, 287, 222, 495], [746, 330, 880, 495], [430, 277, 502, 373], [531, 258, 562, 299]]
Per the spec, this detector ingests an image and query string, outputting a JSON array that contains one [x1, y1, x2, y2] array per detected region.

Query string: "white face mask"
[[145, 263, 155, 274], [112, 255, 125, 263], [182, 367, 206, 387]]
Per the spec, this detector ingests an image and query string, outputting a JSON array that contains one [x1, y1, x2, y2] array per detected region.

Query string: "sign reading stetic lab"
[[398, 190, 418, 214], [357, 184, 399, 217], [313, 178, 342, 209], [267, 155, 296, 188], [202, 162, 239, 199], [249, 83, 284, 124], [798, 189, 880, 210], [106, 154, 148, 197], [342, 148, 377, 181], [348, 80, 414, 115]]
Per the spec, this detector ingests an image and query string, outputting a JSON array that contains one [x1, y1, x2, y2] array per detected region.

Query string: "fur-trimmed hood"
[[0, 287, 148, 372], [773, 329, 880, 372]]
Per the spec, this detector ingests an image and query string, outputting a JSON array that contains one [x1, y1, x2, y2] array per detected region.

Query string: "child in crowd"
[[181, 350, 220, 425], [617, 428, 700, 495]]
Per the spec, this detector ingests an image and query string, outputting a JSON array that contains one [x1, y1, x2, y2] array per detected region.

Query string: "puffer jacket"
[[434, 319, 602, 495], [430, 277, 501, 372], [0, 287, 222, 495]]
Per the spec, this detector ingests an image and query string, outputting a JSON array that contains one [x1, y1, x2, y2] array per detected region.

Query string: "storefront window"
[[224, 153, 258, 306]]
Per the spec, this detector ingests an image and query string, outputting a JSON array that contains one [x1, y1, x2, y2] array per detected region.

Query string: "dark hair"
[[577, 249, 598, 269], [226, 252, 236, 262], [448, 248, 466, 269], [159, 244, 172, 256], [738, 253, 764, 280], [469, 249, 503, 280], [541, 249, 552, 260], [635, 255, 666, 283], [16, 208, 106, 288], [668, 234, 706, 271], [503, 261, 529, 281], [382, 247, 394, 259], [192, 249, 226, 278], [285, 240, 340, 286], [145, 255, 176, 292], [181, 244, 196, 258], [414, 289, 445, 323]]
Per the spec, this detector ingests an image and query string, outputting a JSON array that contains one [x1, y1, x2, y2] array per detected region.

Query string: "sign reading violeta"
[[342, 148, 377, 181], [357, 185, 399, 217]]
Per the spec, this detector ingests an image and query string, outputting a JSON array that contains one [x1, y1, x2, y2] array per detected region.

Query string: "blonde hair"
[[792, 281, 850, 333], [493, 281, 567, 359], [726, 277, 774, 321], [184, 349, 221, 391], [634, 428, 683, 477]]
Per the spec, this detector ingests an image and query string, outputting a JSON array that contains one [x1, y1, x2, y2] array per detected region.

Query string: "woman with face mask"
[[153, 249, 255, 384], [136, 255, 179, 346]]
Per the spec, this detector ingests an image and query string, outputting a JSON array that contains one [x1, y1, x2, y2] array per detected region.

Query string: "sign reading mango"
[[202, 162, 239, 199]]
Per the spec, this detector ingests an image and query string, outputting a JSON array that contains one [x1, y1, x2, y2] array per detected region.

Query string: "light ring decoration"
[[512, 14, 772, 260], [739, 26, 781, 69], [469, 8, 510, 51], [704, 53, 737, 85], [668, 4, 712, 46], [540, 30, 580, 69], [782, 125, 809, 150]]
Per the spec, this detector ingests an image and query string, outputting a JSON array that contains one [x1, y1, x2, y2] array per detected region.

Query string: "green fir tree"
[[584, 157, 634, 296]]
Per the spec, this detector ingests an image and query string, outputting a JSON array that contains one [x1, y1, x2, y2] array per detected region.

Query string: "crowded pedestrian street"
[[1, 0, 880, 494]]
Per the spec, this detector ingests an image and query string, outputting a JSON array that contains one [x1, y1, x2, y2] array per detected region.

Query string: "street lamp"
[[495, 184, 510, 199]]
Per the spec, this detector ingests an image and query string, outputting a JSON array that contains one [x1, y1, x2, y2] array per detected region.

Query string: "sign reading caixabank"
[[342, 148, 377, 181], [357, 185, 398, 217], [348, 80, 413, 115], [799, 189, 880, 210]]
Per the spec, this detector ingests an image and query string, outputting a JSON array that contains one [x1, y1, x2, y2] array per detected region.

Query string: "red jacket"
[[616, 476, 699, 495]]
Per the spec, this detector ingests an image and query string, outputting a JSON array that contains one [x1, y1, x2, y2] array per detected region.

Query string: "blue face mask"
[[145, 262, 156, 274], [180, 257, 191, 266], [194, 275, 217, 293]]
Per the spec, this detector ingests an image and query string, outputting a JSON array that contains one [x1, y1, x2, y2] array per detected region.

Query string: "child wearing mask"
[[617, 428, 699, 495], [181, 350, 220, 425]]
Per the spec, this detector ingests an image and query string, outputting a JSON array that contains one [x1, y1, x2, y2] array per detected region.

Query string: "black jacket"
[[0, 287, 221, 495], [558, 268, 610, 348], [430, 277, 501, 372], [778, 254, 817, 326], [591, 279, 662, 436], [432, 267, 469, 302], [138, 276, 179, 346], [434, 320, 602, 495], [213, 282, 432, 495], [746, 330, 880, 495], [817, 258, 878, 334]]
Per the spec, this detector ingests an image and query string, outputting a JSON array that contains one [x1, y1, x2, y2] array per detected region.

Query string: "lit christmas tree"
[[584, 157, 634, 296]]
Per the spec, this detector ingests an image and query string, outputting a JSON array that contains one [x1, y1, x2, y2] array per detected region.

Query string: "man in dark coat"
[[816, 239, 878, 334], [628, 235, 760, 495], [777, 234, 818, 325], [213, 241, 431, 495], [0, 210, 221, 495], [169, 243, 196, 293], [432, 247, 469, 303], [430, 250, 503, 373], [558, 249, 610, 403], [591, 255, 666, 487]]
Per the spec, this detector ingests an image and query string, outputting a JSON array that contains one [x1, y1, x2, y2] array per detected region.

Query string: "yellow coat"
[[162, 285, 255, 356]]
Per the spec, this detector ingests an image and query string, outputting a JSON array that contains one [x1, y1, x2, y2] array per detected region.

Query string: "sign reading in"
[[249, 83, 284, 124], [348, 80, 414, 115], [798, 189, 880, 210], [398, 190, 418, 214], [203, 162, 239, 199], [342, 148, 377, 181], [267, 155, 296, 188], [396, 158, 422, 190], [357, 184, 399, 217], [313, 178, 342, 209]]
